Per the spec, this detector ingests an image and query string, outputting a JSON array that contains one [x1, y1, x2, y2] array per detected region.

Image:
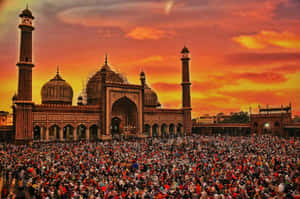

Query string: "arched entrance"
[[77, 125, 86, 140], [33, 126, 41, 141], [152, 124, 159, 137], [111, 117, 121, 137], [177, 123, 183, 137], [63, 125, 74, 141], [161, 124, 167, 138], [49, 125, 60, 141], [111, 97, 138, 136], [144, 124, 151, 137], [90, 125, 98, 141], [262, 122, 271, 134], [169, 124, 175, 138]]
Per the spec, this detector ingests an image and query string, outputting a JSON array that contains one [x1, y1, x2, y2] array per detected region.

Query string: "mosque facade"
[[12, 8, 192, 143]]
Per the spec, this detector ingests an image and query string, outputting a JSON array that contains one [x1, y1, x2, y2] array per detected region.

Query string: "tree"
[[293, 115, 300, 122], [221, 111, 249, 123]]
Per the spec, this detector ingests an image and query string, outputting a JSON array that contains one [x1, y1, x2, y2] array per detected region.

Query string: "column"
[[158, 126, 161, 137], [40, 127, 44, 141], [86, 128, 90, 141], [74, 127, 77, 141], [150, 126, 152, 137], [97, 127, 101, 139], [46, 128, 49, 142]]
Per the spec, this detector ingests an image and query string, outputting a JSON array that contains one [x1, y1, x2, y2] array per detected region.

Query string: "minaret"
[[140, 70, 146, 136], [14, 7, 35, 143], [17, 6, 35, 100], [100, 55, 108, 137], [181, 46, 192, 135]]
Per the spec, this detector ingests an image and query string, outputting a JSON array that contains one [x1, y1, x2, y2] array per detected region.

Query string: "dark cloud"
[[233, 72, 287, 84], [270, 65, 300, 73], [273, 0, 300, 20]]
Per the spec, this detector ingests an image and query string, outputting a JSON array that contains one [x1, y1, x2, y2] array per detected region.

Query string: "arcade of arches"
[[32, 122, 183, 141], [33, 124, 100, 141]]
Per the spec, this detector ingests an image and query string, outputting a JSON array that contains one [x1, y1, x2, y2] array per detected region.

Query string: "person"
[[0, 135, 299, 198]]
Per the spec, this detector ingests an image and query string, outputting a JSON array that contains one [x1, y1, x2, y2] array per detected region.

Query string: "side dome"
[[41, 70, 73, 105], [144, 85, 160, 107], [86, 58, 126, 105]]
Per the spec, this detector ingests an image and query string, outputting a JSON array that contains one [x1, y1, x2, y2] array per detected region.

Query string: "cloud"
[[151, 70, 288, 95], [232, 72, 287, 83], [56, 2, 168, 28], [274, 0, 300, 20], [270, 65, 300, 73], [151, 80, 232, 93], [126, 27, 175, 40], [225, 52, 300, 66], [138, 56, 164, 64], [191, 96, 239, 115], [192, 81, 226, 92], [97, 27, 124, 38], [208, 71, 288, 85], [152, 82, 180, 92], [233, 30, 300, 49], [219, 89, 300, 105], [165, 0, 175, 15]]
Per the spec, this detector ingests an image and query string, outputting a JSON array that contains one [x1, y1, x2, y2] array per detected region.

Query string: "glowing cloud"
[[165, 0, 174, 15], [233, 30, 300, 49], [126, 27, 175, 40]]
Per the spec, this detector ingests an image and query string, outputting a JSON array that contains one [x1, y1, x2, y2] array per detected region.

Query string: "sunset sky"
[[0, 0, 300, 117]]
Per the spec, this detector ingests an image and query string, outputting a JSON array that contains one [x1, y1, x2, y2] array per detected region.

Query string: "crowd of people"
[[0, 135, 299, 198]]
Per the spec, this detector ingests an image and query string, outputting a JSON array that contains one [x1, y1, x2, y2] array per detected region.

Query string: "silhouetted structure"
[[10, 8, 192, 143]]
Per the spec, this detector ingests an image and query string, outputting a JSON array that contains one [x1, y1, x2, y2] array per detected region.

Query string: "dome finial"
[[105, 53, 108, 65], [26, 3, 28, 10], [57, 65, 59, 75]]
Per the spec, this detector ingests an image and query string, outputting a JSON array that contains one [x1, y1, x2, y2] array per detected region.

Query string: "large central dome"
[[86, 58, 127, 105]]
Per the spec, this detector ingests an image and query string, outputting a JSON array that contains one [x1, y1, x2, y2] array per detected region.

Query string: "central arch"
[[111, 97, 138, 136]]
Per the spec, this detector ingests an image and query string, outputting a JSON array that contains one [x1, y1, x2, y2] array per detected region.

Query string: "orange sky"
[[0, 0, 300, 117]]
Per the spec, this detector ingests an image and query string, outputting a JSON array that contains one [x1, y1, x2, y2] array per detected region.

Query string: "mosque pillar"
[[97, 127, 101, 140], [150, 126, 152, 137], [40, 127, 44, 141], [74, 127, 77, 141], [158, 125, 161, 137], [86, 127, 90, 141]]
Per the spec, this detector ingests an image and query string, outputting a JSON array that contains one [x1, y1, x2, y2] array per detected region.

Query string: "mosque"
[[12, 7, 192, 143]]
